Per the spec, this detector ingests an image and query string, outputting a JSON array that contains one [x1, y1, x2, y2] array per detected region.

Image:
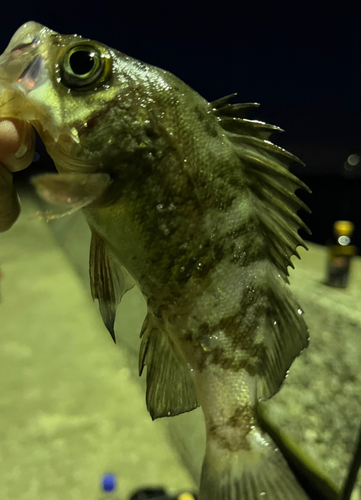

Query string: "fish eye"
[[70, 50, 96, 75], [60, 42, 112, 91]]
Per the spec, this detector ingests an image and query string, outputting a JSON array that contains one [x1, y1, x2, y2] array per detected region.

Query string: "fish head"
[[0, 22, 171, 176]]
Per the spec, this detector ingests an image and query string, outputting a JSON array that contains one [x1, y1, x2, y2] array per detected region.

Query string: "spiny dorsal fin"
[[219, 117, 283, 140], [212, 93, 260, 119], [89, 230, 134, 342], [212, 95, 311, 283], [139, 314, 199, 419]]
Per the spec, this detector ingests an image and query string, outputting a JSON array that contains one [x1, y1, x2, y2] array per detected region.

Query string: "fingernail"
[[14, 143, 28, 159], [14, 122, 33, 158]]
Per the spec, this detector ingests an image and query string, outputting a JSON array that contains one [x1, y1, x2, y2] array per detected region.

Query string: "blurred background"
[[1, 3, 361, 500]]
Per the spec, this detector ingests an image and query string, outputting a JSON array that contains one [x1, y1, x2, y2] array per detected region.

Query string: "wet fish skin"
[[0, 22, 311, 499]]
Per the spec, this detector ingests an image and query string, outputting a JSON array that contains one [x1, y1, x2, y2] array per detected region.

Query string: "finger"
[[0, 162, 20, 232], [0, 119, 35, 172], [0, 119, 35, 232]]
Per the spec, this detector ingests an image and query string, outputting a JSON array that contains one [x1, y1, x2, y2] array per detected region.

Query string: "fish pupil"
[[69, 50, 95, 76]]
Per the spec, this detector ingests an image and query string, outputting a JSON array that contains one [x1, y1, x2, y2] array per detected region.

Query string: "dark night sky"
[[1, 3, 361, 246]]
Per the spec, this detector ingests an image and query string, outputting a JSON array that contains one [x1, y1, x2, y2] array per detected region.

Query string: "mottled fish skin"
[[0, 23, 311, 499]]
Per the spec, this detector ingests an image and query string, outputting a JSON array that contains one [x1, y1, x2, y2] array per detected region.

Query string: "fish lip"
[[0, 22, 54, 95], [16, 55, 45, 91], [0, 23, 86, 145], [0, 42, 43, 119], [0, 40, 39, 83], [9, 35, 41, 55], [0, 49, 47, 95]]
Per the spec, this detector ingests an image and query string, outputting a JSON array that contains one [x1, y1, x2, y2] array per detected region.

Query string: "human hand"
[[0, 119, 35, 232]]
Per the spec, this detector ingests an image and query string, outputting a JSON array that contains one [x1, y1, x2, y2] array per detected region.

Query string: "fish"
[[0, 22, 312, 500]]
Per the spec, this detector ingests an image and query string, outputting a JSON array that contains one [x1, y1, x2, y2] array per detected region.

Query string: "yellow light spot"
[[178, 494, 195, 500]]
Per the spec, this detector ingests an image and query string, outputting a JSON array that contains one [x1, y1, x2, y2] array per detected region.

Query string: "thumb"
[[0, 162, 20, 232], [0, 119, 35, 232], [0, 119, 35, 171]]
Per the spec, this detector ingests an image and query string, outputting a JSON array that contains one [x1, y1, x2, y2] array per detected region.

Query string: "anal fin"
[[139, 315, 199, 419]]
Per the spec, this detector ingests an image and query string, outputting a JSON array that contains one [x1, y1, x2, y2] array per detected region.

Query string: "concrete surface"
[[0, 189, 195, 500], [1, 186, 361, 499]]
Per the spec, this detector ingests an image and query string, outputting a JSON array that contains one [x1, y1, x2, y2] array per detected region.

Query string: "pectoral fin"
[[31, 172, 111, 219]]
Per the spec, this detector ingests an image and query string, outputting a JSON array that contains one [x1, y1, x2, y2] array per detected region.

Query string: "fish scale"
[[0, 22, 311, 499]]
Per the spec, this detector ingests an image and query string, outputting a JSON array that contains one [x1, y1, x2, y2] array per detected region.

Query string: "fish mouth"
[[0, 22, 69, 132], [0, 22, 110, 174], [0, 34, 43, 171], [0, 23, 48, 85], [0, 23, 51, 121], [0, 22, 95, 153], [0, 24, 54, 171]]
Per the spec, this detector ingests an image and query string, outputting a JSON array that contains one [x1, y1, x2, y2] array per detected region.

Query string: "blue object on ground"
[[101, 473, 117, 492]]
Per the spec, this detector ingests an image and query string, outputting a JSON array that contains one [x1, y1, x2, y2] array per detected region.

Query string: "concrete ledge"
[[0, 189, 194, 500]]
